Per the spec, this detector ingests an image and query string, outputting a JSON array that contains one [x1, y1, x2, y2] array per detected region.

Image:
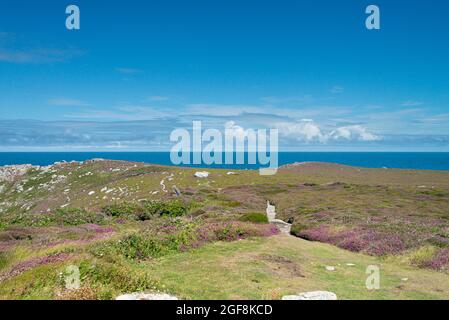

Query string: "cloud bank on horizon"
[[0, 0, 448, 151]]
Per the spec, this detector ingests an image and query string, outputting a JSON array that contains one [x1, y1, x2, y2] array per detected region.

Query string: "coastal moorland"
[[1, 159, 448, 300]]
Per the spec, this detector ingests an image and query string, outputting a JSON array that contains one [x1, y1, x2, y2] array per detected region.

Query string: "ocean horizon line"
[[1, 151, 449, 171]]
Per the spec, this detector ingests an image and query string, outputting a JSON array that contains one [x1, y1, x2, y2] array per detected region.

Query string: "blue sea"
[[0, 152, 449, 171]]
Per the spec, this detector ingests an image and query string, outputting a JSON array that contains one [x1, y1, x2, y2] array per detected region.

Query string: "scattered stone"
[[226, 172, 237, 175], [325, 266, 335, 271], [160, 179, 167, 192], [0, 164, 35, 182], [282, 291, 337, 300], [88, 191, 95, 196], [115, 293, 178, 300], [346, 263, 355, 266], [194, 171, 210, 178], [401, 278, 408, 282]]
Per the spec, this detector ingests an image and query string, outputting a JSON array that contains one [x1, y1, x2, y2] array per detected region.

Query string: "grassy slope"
[[1, 160, 449, 300], [148, 235, 449, 300], [2, 234, 449, 300]]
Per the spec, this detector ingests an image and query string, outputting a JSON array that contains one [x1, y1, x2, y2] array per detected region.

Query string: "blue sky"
[[0, 0, 448, 151]]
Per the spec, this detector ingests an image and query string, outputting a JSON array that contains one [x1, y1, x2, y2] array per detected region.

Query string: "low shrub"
[[102, 202, 145, 218], [102, 200, 190, 221], [195, 221, 279, 244], [115, 234, 172, 259], [0, 252, 10, 271], [408, 246, 438, 268], [239, 212, 268, 224], [143, 199, 189, 217], [223, 201, 242, 208], [407, 246, 449, 271], [289, 222, 309, 237], [93, 219, 278, 262], [8, 208, 105, 227], [54, 208, 105, 226], [77, 260, 160, 294]]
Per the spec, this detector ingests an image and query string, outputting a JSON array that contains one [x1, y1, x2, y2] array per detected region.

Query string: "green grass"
[[1, 160, 449, 300], [147, 235, 449, 300], [239, 212, 269, 224]]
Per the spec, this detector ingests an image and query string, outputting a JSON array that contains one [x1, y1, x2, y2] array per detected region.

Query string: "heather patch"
[[7, 208, 106, 227], [424, 249, 449, 271], [275, 182, 449, 262], [408, 246, 449, 271], [0, 224, 115, 250], [92, 218, 279, 262], [297, 225, 405, 256], [0, 252, 71, 282], [2, 161, 449, 299]]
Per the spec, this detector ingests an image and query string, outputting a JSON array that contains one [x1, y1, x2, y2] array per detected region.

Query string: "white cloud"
[[148, 96, 169, 101], [330, 86, 344, 94], [0, 47, 84, 64], [186, 104, 268, 116], [276, 120, 327, 143], [415, 113, 449, 124], [66, 105, 169, 121], [261, 95, 314, 104], [48, 98, 91, 107], [330, 125, 381, 141], [185, 103, 351, 120], [401, 100, 422, 107], [276, 120, 380, 143], [115, 67, 142, 75], [0, 33, 84, 63]]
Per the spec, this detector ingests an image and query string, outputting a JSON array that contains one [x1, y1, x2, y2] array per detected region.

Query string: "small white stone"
[[282, 291, 337, 300], [194, 171, 210, 178], [325, 266, 335, 271], [115, 293, 178, 300], [88, 191, 95, 196]]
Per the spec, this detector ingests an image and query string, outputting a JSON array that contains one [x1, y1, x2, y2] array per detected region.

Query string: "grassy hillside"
[[1, 160, 448, 300]]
